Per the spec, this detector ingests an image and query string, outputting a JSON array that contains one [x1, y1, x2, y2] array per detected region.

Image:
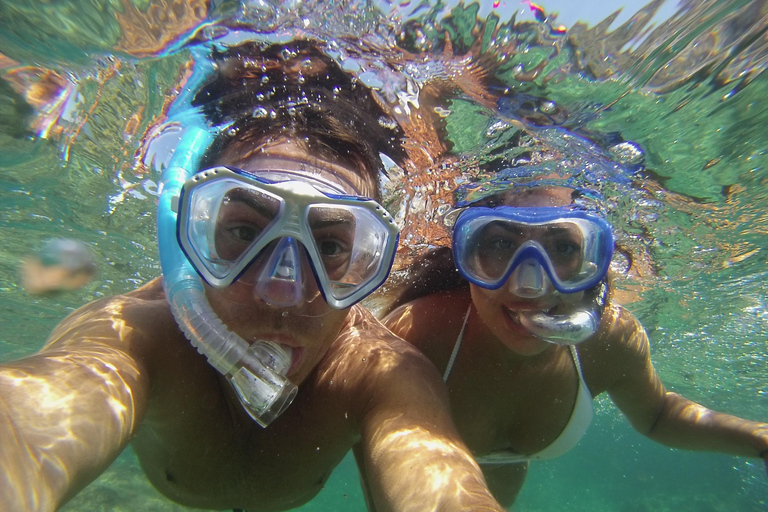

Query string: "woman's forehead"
[[480, 186, 575, 208]]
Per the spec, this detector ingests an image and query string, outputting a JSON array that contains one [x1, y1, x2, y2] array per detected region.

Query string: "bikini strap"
[[443, 305, 472, 382], [569, 345, 585, 382]]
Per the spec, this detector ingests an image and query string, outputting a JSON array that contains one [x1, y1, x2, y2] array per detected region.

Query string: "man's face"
[[203, 139, 378, 385]]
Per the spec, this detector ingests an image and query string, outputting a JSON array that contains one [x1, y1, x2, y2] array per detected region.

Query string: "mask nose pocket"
[[254, 237, 304, 307], [509, 259, 550, 298]]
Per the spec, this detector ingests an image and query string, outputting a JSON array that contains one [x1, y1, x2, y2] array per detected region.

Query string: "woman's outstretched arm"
[[601, 306, 768, 463]]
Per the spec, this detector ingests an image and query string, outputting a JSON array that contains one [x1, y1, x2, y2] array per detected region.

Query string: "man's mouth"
[[280, 345, 303, 376], [247, 335, 304, 377]]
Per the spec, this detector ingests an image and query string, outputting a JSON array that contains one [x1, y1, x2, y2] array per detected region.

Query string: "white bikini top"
[[444, 306, 593, 465]]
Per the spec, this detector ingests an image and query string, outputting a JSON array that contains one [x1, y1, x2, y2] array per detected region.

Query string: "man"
[[0, 39, 504, 512]]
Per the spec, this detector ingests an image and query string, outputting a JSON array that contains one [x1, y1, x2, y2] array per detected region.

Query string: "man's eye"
[[228, 225, 260, 243], [319, 239, 346, 257]]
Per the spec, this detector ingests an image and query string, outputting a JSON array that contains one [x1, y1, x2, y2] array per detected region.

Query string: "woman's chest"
[[447, 352, 583, 457]]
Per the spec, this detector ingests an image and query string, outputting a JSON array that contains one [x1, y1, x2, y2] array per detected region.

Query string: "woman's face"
[[203, 139, 378, 384], [468, 186, 586, 356]]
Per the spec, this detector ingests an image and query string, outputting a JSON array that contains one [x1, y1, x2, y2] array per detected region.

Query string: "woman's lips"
[[502, 303, 553, 334], [502, 307, 529, 334]]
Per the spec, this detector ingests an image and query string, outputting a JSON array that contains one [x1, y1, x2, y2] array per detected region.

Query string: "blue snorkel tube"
[[157, 45, 297, 428]]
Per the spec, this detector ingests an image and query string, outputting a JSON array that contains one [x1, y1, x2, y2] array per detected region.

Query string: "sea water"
[[0, 0, 766, 510]]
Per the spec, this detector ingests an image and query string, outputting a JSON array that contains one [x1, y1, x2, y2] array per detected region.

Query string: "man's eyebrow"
[[224, 189, 280, 218], [308, 209, 356, 229]]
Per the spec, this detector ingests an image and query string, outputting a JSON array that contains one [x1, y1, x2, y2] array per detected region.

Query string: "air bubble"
[[539, 100, 556, 113], [378, 116, 397, 129], [608, 141, 645, 166]]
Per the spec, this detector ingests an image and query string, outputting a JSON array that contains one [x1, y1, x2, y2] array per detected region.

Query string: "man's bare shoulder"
[[340, 304, 428, 358], [45, 277, 177, 353], [322, 305, 446, 407]]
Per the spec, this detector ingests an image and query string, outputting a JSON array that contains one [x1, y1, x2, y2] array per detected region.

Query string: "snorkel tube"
[[156, 45, 297, 427], [518, 281, 608, 345]]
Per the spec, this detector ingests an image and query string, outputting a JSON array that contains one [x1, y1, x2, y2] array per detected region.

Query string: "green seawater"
[[1, 0, 767, 510]]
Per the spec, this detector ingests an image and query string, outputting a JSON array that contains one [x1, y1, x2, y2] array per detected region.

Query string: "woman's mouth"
[[502, 304, 553, 334], [502, 306, 529, 333]]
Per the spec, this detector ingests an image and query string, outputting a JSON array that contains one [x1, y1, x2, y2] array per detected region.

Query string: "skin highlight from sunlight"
[[369, 417, 485, 512], [0, 297, 143, 510]]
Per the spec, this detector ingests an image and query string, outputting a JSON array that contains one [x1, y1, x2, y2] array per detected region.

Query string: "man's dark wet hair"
[[194, 39, 408, 200]]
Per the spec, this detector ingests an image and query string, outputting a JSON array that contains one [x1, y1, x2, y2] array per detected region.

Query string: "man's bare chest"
[[131, 368, 357, 510]]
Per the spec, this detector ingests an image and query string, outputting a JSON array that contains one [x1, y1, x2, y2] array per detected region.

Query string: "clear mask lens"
[[306, 203, 392, 302], [185, 178, 283, 280]]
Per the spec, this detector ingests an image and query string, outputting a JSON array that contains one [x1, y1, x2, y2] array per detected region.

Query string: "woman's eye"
[[489, 237, 516, 251], [553, 240, 579, 258]]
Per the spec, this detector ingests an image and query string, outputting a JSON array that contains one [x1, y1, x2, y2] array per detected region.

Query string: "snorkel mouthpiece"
[[230, 340, 297, 425], [518, 308, 599, 345], [518, 282, 608, 345]]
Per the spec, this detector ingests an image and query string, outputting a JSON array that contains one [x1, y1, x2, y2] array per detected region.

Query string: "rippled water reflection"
[[1, 0, 766, 510]]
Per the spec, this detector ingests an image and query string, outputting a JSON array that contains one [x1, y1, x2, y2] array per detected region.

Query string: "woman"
[[382, 181, 768, 507]]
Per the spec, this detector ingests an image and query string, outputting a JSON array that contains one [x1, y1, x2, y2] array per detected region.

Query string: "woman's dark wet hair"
[[194, 40, 408, 201], [380, 247, 467, 317]]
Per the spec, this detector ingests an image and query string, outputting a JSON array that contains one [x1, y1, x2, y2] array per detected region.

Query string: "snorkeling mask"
[[452, 206, 613, 293], [449, 205, 614, 344], [176, 161, 400, 310]]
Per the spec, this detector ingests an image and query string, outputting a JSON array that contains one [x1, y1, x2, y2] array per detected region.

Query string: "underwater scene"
[[0, 0, 767, 510]]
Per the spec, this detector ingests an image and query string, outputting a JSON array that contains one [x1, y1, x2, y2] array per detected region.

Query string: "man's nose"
[[253, 237, 305, 308]]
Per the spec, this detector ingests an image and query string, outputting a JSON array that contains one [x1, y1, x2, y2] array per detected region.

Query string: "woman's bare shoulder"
[[382, 288, 472, 347], [579, 302, 651, 393]]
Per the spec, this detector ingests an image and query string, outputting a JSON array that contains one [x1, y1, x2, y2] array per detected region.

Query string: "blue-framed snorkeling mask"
[[175, 163, 400, 310], [451, 206, 614, 295]]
